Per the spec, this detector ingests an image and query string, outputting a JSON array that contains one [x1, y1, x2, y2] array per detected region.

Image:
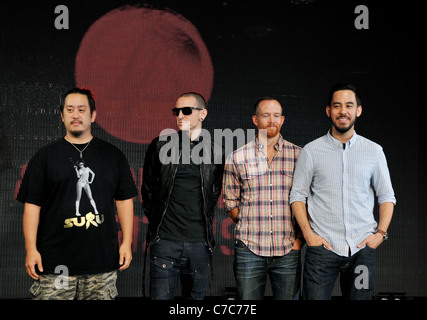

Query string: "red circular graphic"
[[75, 6, 214, 144]]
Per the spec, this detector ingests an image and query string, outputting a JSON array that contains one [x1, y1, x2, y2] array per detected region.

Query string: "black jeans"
[[149, 238, 210, 300]]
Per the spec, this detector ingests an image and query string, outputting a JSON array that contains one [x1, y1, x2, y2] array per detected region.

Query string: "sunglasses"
[[172, 107, 203, 116]]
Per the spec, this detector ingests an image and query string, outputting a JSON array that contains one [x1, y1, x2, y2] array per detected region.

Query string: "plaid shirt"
[[223, 135, 301, 257]]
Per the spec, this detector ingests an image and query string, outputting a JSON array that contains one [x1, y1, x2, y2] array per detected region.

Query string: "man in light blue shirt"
[[290, 83, 396, 300]]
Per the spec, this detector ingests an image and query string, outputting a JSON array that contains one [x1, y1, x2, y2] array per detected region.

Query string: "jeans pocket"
[[152, 256, 174, 271], [365, 245, 376, 251], [29, 280, 41, 299], [108, 285, 118, 300], [150, 236, 161, 248], [234, 239, 247, 250], [306, 244, 324, 250]]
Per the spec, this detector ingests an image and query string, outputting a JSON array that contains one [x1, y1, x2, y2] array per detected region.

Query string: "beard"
[[266, 126, 280, 138], [331, 116, 357, 134], [257, 124, 280, 138], [69, 129, 84, 138]]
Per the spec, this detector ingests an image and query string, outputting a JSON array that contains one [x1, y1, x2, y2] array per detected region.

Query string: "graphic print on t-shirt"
[[63, 158, 104, 230], [73, 159, 99, 216]]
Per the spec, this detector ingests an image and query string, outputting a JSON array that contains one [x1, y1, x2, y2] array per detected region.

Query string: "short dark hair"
[[327, 83, 361, 106], [60, 87, 96, 114], [253, 97, 281, 115], [179, 92, 207, 109]]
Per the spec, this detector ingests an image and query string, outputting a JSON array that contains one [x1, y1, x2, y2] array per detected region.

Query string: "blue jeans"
[[149, 238, 210, 300], [303, 245, 376, 300], [234, 240, 301, 300]]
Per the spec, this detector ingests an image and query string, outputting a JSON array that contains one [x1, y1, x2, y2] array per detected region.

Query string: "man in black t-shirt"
[[142, 92, 224, 300], [17, 87, 137, 300]]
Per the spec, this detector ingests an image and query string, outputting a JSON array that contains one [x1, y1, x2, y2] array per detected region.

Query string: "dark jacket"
[[141, 130, 224, 253]]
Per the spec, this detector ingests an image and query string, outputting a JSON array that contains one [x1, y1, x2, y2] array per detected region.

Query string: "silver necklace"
[[68, 138, 92, 158]]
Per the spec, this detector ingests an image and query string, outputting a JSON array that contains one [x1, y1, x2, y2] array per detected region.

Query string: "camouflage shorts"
[[29, 270, 118, 300]]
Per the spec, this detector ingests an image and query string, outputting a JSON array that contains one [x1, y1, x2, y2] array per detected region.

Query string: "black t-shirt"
[[159, 140, 205, 242], [17, 137, 137, 275]]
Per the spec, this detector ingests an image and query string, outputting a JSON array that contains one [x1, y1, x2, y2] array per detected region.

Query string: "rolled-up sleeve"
[[289, 148, 313, 205], [222, 154, 241, 212], [373, 148, 396, 205]]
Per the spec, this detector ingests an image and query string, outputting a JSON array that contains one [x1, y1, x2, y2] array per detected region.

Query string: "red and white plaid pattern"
[[223, 136, 300, 257]]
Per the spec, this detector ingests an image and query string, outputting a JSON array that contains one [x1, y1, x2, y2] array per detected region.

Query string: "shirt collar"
[[255, 135, 285, 152], [327, 130, 358, 149]]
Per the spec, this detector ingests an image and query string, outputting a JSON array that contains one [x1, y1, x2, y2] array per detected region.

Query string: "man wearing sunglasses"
[[142, 92, 224, 300]]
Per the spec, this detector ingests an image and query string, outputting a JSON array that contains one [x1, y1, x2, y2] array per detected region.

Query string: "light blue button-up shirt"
[[290, 131, 396, 257]]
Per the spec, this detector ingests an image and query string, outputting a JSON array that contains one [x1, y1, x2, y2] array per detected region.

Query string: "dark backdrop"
[[0, 0, 423, 298]]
